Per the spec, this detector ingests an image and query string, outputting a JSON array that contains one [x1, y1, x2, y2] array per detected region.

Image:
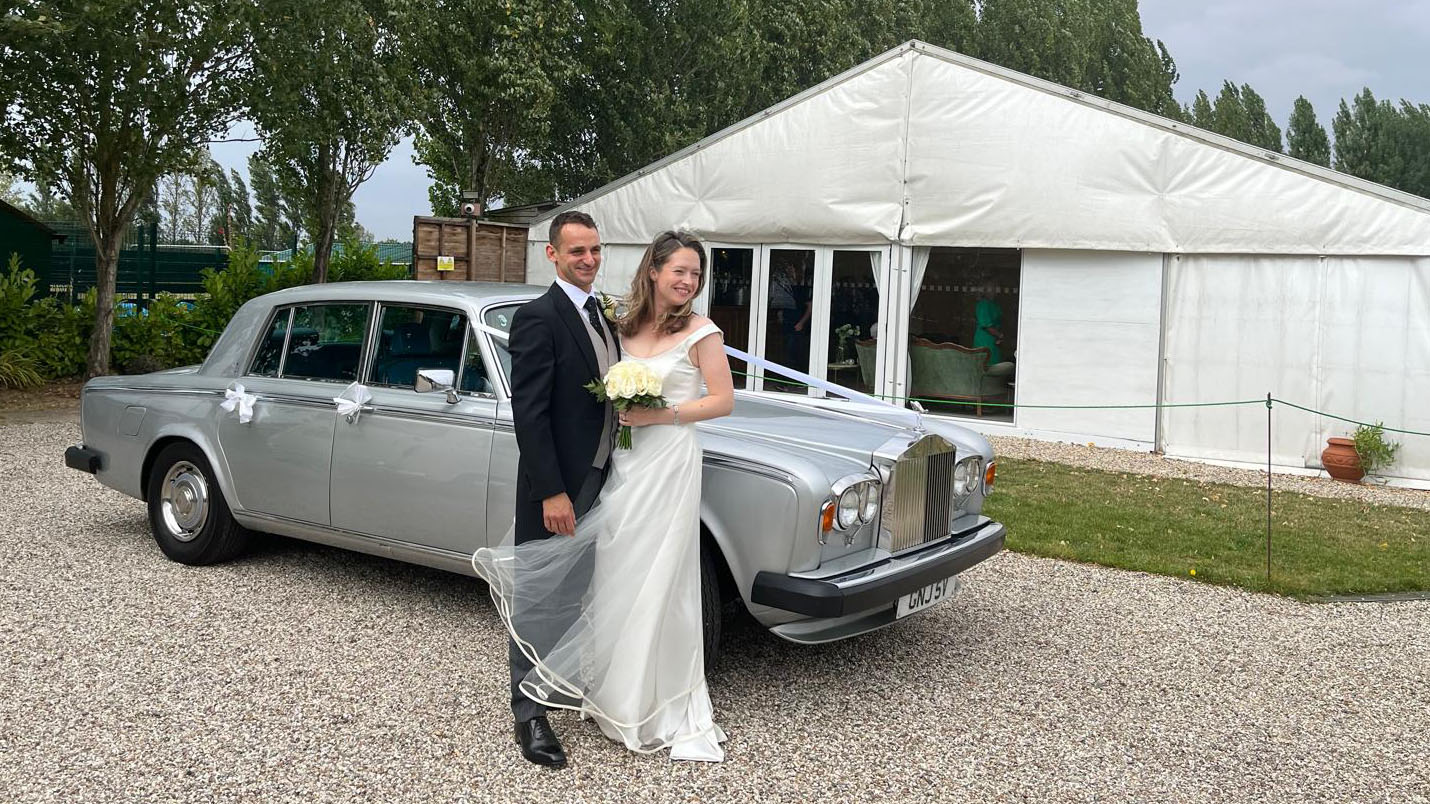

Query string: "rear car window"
[[249, 309, 291, 377], [249, 303, 371, 383]]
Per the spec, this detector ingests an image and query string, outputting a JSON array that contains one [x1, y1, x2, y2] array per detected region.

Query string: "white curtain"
[[910, 247, 932, 305]]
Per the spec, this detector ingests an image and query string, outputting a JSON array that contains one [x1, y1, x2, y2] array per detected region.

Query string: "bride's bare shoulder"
[[674, 314, 717, 337]]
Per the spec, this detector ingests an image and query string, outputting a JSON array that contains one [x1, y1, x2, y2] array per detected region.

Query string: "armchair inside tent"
[[908, 337, 1008, 416], [854, 339, 877, 390]]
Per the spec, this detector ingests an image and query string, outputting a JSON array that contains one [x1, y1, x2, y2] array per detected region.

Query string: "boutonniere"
[[597, 292, 622, 323]]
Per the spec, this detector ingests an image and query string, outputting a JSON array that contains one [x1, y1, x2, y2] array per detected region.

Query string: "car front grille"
[[881, 434, 957, 553]]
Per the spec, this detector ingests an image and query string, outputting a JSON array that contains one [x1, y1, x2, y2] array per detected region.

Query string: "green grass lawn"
[[982, 457, 1430, 599]]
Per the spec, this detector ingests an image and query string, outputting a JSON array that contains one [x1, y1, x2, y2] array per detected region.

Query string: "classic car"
[[65, 281, 1006, 656]]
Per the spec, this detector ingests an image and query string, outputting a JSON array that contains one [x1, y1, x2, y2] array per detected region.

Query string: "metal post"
[[135, 224, 145, 307], [1266, 392, 1273, 585], [148, 220, 158, 303]]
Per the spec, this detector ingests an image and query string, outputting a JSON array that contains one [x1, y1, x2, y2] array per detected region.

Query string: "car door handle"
[[343, 405, 374, 424]]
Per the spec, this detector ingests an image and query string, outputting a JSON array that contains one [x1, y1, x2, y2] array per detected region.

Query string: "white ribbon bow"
[[333, 382, 373, 422], [220, 382, 257, 424]]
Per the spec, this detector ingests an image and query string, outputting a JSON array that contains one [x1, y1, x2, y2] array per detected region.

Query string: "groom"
[[506, 210, 619, 768]]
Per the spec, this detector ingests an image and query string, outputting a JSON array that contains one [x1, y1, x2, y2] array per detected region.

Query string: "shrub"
[[0, 253, 39, 349], [1353, 422, 1400, 476], [3, 238, 412, 380], [188, 240, 268, 355], [28, 290, 93, 377], [329, 236, 410, 282], [0, 349, 43, 389], [111, 293, 208, 373]]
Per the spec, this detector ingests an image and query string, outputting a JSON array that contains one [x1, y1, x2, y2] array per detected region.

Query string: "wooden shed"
[[0, 198, 65, 279], [411, 216, 527, 283]]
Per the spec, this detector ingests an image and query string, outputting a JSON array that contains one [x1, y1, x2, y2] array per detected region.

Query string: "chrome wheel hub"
[[160, 461, 209, 542]]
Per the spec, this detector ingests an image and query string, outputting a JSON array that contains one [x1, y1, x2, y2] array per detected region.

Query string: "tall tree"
[[157, 169, 194, 243], [212, 168, 254, 246], [249, 0, 415, 283], [405, 0, 577, 214], [0, 169, 23, 206], [1390, 101, 1430, 199], [1332, 89, 1388, 182], [188, 153, 223, 245], [1189, 89, 1214, 128], [0, 0, 250, 376], [526, 0, 928, 204], [975, 0, 1093, 91], [1286, 96, 1331, 167], [1239, 84, 1283, 152], [917, 0, 978, 54], [247, 152, 296, 250], [1210, 81, 1252, 142], [1081, 0, 1181, 117], [25, 176, 76, 220], [1333, 90, 1430, 199], [973, 0, 1180, 117]]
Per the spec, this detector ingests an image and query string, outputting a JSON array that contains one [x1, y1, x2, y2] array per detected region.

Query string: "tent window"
[[762, 248, 815, 393], [908, 248, 1019, 421], [826, 250, 881, 394], [708, 247, 755, 387]]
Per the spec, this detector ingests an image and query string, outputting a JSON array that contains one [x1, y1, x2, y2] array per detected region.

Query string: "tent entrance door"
[[754, 246, 818, 393]]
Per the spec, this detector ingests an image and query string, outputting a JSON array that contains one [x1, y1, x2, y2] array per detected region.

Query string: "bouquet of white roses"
[[584, 361, 667, 449]]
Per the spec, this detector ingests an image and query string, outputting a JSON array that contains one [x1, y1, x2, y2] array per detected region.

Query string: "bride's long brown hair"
[[617, 231, 707, 338]]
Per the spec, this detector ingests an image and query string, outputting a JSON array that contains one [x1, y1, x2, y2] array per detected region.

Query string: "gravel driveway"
[[3, 421, 1428, 803]]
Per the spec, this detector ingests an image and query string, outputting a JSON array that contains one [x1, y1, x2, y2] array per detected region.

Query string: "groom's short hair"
[[549, 211, 598, 247]]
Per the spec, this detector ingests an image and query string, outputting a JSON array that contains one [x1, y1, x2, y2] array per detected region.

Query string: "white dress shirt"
[[554, 275, 595, 313]]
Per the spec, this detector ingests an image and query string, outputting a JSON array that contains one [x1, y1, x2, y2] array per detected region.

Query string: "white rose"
[[605, 365, 636, 399], [620, 374, 641, 399]]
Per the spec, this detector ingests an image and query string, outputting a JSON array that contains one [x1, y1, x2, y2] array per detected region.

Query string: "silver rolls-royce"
[[65, 281, 1005, 656]]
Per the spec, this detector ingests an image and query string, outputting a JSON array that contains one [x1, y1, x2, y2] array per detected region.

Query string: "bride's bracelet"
[[672, 404, 681, 425]]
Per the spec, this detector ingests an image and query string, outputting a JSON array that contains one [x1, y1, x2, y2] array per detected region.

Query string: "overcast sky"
[[210, 0, 1430, 241]]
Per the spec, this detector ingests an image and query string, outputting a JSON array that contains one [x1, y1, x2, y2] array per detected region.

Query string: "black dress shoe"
[[515, 716, 567, 768]]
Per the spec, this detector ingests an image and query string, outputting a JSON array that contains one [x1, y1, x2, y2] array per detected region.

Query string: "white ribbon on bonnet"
[[472, 321, 920, 429], [220, 382, 257, 424]]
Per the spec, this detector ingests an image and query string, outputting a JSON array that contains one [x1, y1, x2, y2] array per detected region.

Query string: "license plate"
[[896, 576, 956, 619]]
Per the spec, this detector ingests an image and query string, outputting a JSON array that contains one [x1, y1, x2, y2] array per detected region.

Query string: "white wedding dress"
[[474, 322, 727, 762]]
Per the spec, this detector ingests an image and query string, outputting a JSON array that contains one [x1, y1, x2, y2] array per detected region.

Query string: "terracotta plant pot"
[[1321, 437, 1364, 483]]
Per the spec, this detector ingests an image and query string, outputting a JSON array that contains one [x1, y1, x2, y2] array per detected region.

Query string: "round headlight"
[[858, 482, 879, 523], [953, 460, 970, 498], [954, 456, 983, 501], [837, 487, 861, 530]]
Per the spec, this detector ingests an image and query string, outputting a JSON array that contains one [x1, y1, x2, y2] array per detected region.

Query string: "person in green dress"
[[973, 293, 1004, 365]]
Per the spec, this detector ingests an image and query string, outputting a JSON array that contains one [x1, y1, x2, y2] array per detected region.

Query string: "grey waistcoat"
[[579, 308, 619, 469]]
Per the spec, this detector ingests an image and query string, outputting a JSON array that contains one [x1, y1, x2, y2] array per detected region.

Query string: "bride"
[[474, 230, 735, 763]]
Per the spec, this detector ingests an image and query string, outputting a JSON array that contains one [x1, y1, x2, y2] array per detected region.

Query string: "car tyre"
[[146, 442, 250, 565], [700, 542, 723, 672]]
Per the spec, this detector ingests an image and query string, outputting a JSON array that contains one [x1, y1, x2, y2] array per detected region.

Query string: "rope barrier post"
[[1266, 392, 1273, 586]]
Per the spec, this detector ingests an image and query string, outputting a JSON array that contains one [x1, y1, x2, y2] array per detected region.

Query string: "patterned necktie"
[[583, 296, 609, 345]]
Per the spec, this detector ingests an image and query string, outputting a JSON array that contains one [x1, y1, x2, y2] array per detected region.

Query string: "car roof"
[[261, 280, 546, 308]]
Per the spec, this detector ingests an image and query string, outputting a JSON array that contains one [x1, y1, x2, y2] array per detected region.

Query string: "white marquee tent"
[[524, 41, 1430, 487]]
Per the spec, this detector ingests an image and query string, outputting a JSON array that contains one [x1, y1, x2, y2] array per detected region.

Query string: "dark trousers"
[[510, 465, 604, 722]]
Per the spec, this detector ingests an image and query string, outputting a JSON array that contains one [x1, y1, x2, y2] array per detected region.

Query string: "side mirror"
[[415, 368, 459, 404]]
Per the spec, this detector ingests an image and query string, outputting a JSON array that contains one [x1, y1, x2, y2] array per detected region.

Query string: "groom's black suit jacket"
[[508, 283, 620, 544]]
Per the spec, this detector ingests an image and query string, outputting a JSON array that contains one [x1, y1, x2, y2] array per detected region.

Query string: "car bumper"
[[751, 518, 1005, 620], [65, 444, 103, 474]]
